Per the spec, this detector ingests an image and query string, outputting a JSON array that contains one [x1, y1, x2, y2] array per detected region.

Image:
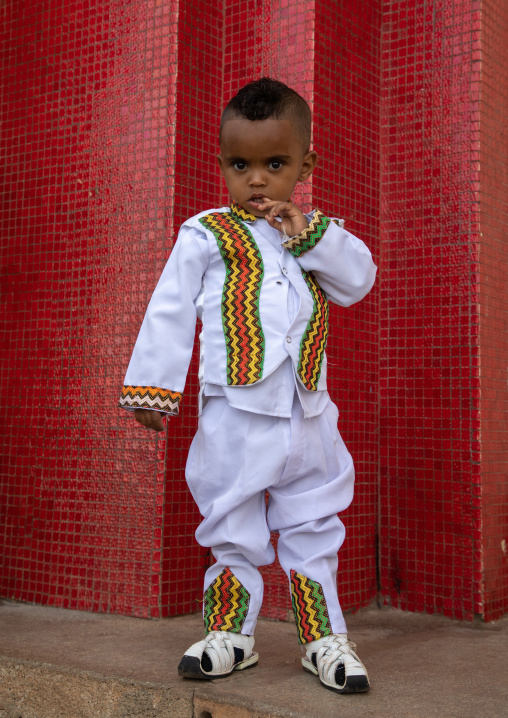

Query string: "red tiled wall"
[[379, 0, 481, 619], [479, 0, 508, 621], [1, 0, 507, 622], [0, 0, 180, 617]]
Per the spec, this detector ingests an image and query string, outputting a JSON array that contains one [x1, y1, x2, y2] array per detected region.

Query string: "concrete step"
[[1, 600, 507, 718]]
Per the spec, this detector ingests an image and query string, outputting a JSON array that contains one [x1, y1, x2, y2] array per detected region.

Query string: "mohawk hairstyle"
[[220, 77, 312, 151]]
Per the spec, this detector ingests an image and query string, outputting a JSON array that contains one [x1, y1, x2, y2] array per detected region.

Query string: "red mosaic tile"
[[477, 0, 508, 622], [379, 0, 483, 621]]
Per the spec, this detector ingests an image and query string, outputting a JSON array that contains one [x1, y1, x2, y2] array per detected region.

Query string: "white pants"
[[185, 394, 355, 640]]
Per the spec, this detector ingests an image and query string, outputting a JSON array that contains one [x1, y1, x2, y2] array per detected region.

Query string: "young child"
[[119, 78, 377, 694]]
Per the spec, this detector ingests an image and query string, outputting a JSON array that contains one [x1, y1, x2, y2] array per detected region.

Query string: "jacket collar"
[[229, 202, 257, 223]]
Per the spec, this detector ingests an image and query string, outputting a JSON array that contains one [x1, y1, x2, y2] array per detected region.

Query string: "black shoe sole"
[[178, 655, 222, 680], [324, 674, 370, 694], [302, 662, 370, 694], [178, 652, 259, 680]]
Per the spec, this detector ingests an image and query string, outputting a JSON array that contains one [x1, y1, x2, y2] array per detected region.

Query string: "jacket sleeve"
[[281, 210, 377, 307], [119, 223, 209, 415]]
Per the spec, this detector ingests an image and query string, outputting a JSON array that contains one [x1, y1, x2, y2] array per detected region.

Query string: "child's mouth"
[[247, 195, 268, 209]]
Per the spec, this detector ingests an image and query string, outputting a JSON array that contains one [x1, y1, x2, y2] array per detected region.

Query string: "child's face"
[[218, 118, 317, 217]]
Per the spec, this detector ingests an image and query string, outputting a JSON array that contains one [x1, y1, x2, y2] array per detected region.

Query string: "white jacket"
[[119, 203, 377, 416]]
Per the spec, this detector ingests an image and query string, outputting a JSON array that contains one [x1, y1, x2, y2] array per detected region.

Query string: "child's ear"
[[298, 150, 318, 182]]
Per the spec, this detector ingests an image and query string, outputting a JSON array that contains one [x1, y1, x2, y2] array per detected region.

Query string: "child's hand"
[[258, 199, 309, 237], [134, 408, 166, 432]]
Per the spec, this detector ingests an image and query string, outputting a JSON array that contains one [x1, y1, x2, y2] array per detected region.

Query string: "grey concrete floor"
[[0, 599, 507, 718]]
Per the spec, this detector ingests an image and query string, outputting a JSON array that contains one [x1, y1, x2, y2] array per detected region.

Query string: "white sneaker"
[[302, 634, 370, 693], [178, 631, 258, 680]]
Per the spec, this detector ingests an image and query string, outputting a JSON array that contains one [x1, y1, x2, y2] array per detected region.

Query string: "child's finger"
[[257, 199, 292, 215], [262, 200, 293, 217], [256, 196, 275, 209], [263, 203, 290, 225], [264, 211, 287, 231], [134, 408, 165, 432], [151, 412, 165, 432], [144, 410, 164, 431], [134, 408, 150, 426]]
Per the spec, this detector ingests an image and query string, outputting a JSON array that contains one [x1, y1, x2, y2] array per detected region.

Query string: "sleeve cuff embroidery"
[[281, 210, 330, 257], [119, 385, 182, 415]]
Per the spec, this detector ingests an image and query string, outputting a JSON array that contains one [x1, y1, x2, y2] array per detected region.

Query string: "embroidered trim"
[[199, 212, 265, 385], [297, 270, 329, 391], [204, 567, 250, 633], [119, 385, 182, 414], [290, 569, 332, 644], [282, 210, 330, 257], [229, 202, 257, 222]]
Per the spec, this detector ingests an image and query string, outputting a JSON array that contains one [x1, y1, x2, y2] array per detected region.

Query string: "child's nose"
[[249, 169, 266, 186]]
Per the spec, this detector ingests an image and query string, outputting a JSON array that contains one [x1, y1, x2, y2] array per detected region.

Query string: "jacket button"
[[282, 267, 288, 275], [286, 336, 292, 343]]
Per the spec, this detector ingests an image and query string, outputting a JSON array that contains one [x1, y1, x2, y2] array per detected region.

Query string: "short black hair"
[[220, 77, 312, 151]]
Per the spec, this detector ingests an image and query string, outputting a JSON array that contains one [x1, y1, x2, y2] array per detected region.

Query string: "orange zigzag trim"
[[119, 385, 182, 414]]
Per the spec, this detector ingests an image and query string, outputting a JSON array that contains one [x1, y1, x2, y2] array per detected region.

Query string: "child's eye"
[[268, 160, 283, 170], [233, 161, 247, 170]]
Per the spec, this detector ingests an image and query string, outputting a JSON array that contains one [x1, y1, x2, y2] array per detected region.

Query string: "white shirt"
[[119, 204, 377, 418]]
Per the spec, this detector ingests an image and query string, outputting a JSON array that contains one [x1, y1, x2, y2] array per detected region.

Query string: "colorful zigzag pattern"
[[199, 211, 265, 385], [119, 385, 182, 414], [229, 202, 257, 222], [204, 567, 250, 633], [281, 210, 330, 257], [297, 270, 329, 391], [290, 569, 332, 644]]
